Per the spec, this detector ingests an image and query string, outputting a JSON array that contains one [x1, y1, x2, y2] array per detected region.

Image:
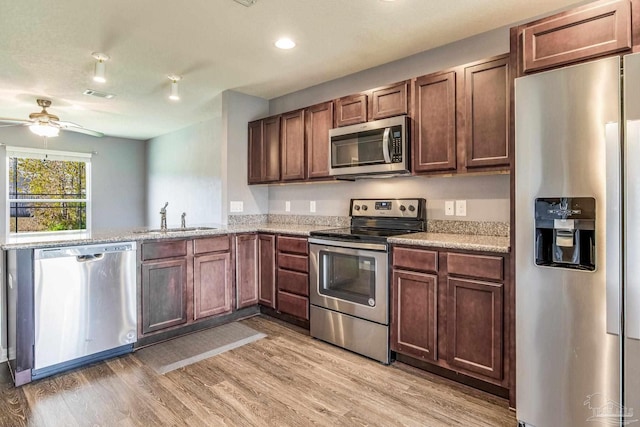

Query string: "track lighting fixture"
[[168, 75, 182, 101], [92, 52, 110, 83]]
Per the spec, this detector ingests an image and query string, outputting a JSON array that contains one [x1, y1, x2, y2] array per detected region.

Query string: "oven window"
[[319, 250, 376, 306]]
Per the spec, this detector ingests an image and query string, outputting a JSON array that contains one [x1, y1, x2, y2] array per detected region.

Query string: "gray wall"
[[268, 26, 512, 221], [222, 90, 270, 217]]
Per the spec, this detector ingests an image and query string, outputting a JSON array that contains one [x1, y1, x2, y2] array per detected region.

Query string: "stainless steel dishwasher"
[[32, 242, 137, 379]]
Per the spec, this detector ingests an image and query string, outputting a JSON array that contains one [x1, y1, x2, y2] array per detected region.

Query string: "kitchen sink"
[[133, 226, 217, 234]]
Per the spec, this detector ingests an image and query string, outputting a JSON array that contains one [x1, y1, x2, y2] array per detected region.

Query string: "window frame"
[[6, 146, 92, 236]]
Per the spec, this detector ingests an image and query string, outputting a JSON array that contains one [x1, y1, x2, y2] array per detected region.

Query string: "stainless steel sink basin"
[[133, 226, 217, 234]]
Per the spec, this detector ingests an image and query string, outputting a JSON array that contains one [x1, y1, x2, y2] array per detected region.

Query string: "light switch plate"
[[230, 201, 244, 213], [310, 201, 316, 213], [455, 200, 467, 217], [285, 201, 291, 212], [445, 201, 454, 216]]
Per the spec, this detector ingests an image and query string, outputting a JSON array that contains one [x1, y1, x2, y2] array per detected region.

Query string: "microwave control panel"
[[350, 198, 424, 218], [391, 129, 403, 162]]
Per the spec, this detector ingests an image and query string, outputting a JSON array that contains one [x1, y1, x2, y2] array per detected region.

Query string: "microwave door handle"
[[382, 127, 392, 163]]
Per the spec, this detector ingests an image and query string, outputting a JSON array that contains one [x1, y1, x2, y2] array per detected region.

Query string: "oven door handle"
[[309, 238, 387, 252]]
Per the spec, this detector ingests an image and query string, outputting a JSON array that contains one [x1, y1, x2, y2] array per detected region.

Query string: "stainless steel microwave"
[[329, 115, 409, 178]]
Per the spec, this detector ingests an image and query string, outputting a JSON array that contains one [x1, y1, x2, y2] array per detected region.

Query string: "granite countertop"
[[388, 232, 510, 253], [0, 223, 337, 250], [1, 223, 510, 253]]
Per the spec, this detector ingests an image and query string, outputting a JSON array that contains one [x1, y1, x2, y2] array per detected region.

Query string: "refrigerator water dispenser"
[[534, 197, 595, 271]]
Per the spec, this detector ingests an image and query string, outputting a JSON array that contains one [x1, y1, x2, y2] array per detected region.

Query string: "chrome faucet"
[[160, 202, 168, 231], [181, 212, 186, 229]]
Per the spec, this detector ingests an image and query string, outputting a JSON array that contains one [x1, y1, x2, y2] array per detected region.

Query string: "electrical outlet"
[[285, 201, 291, 212], [230, 201, 244, 213], [455, 200, 467, 217], [445, 201, 455, 216], [310, 200, 316, 213]]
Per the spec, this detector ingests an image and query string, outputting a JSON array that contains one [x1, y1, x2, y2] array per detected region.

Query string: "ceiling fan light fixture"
[[92, 52, 110, 83], [168, 75, 182, 101], [29, 123, 60, 138]]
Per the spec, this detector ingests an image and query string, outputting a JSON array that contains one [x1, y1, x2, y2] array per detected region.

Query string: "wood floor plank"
[[0, 315, 516, 426]]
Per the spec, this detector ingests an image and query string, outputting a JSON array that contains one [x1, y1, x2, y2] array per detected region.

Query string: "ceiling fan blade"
[[0, 118, 31, 125], [0, 123, 26, 128], [56, 120, 81, 128], [65, 126, 104, 138]]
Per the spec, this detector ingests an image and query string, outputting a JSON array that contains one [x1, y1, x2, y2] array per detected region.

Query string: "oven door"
[[309, 238, 389, 325]]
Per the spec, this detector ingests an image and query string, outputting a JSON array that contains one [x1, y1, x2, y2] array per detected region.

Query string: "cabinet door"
[[193, 252, 232, 319], [412, 72, 457, 173], [369, 81, 409, 120], [236, 234, 259, 309], [447, 277, 503, 380], [258, 234, 276, 308], [263, 116, 281, 182], [141, 258, 188, 334], [306, 101, 334, 179], [335, 94, 368, 127], [280, 110, 306, 181], [391, 270, 438, 361], [248, 120, 263, 184], [464, 56, 510, 169]]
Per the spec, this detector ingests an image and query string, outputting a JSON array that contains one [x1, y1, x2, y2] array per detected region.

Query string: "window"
[[7, 147, 91, 234]]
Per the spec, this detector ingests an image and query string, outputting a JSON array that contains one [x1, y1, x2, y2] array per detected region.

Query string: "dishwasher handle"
[[76, 254, 105, 262], [35, 242, 136, 260]]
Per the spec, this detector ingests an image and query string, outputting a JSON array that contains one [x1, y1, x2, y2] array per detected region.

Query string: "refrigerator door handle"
[[626, 120, 640, 340], [605, 122, 622, 336]]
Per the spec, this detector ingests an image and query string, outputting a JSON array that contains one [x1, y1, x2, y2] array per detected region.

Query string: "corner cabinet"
[[391, 245, 511, 394], [411, 54, 510, 174], [248, 115, 280, 184]]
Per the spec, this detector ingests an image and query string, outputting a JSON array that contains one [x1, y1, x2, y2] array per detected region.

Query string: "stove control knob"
[[408, 205, 416, 212], [399, 205, 406, 212], [361, 205, 368, 211], [353, 205, 360, 211]]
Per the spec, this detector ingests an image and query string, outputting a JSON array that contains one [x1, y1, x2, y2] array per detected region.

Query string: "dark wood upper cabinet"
[[248, 116, 281, 184], [305, 101, 334, 179], [280, 110, 306, 181], [447, 277, 503, 380], [521, 0, 632, 74], [463, 55, 510, 170], [369, 81, 410, 121], [335, 94, 368, 127], [412, 72, 457, 173], [391, 270, 438, 361]]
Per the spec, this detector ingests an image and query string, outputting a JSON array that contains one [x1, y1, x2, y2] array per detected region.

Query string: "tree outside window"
[[7, 148, 91, 234]]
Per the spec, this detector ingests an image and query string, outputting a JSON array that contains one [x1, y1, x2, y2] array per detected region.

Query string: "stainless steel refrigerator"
[[516, 53, 640, 426]]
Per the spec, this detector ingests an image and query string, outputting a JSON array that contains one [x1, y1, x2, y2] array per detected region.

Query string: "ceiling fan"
[[0, 99, 104, 138]]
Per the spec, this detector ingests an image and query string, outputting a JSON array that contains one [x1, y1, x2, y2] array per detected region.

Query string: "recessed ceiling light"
[[275, 38, 296, 50]]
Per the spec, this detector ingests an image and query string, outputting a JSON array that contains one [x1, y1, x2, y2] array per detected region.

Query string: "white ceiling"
[[0, 0, 581, 141]]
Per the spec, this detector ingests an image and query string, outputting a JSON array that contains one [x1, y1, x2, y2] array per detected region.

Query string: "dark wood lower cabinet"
[[391, 270, 438, 361], [193, 252, 232, 319], [447, 277, 503, 380], [141, 258, 188, 334], [235, 234, 259, 309], [391, 245, 510, 396], [258, 234, 276, 309], [276, 235, 309, 321]]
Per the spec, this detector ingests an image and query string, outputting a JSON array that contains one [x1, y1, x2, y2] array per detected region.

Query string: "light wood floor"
[[0, 316, 516, 426]]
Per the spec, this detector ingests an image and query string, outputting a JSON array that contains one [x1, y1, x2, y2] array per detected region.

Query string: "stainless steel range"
[[309, 198, 426, 363]]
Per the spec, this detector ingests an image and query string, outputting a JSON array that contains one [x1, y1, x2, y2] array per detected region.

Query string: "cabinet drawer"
[[447, 253, 503, 281], [392, 247, 438, 273], [142, 240, 187, 261], [277, 236, 308, 255], [194, 235, 230, 255], [277, 269, 309, 296], [278, 291, 309, 320], [278, 253, 308, 273]]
